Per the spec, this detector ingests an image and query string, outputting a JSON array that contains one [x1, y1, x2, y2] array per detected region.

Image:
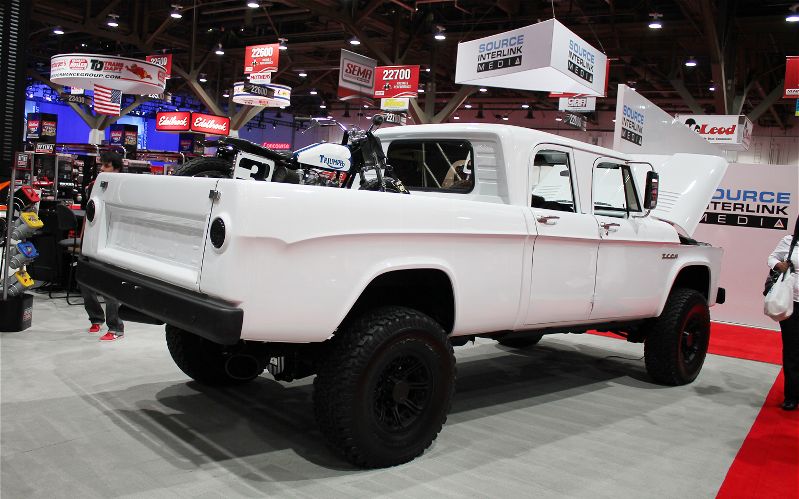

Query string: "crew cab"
[[78, 122, 727, 468]]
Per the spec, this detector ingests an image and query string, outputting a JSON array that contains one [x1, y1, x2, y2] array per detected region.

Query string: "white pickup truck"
[[78, 121, 727, 468]]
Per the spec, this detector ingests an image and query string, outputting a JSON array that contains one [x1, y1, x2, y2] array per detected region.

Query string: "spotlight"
[[247, 1, 260, 8], [215, 43, 225, 55], [349, 36, 360, 46], [170, 5, 183, 19], [106, 14, 119, 27], [521, 104, 529, 109], [648, 13, 663, 29], [278, 38, 288, 50], [479, 87, 487, 93], [685, 57, 697, 67], [434, 25, 446, 40], [53, 26, 65, 35], [787, 5, 799, 22], [298, 70, 307, 77]]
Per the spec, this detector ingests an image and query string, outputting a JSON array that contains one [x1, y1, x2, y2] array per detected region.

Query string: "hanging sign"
[[190, 113, 230, 136], [147, 92, 173, 103], [380, 98, 410, 111], [558, 96, 596, 112], [50, 54, 167, 94], [244, 43, 279, 76], [784, 56, 799, 98], [563, 112, 587, 130], [455, 19, 608, 97], [373, 65, 420, 98], [676, 114, 753, 151], [382, 112, 408, 125], [60, 93, 89, 105], [249, 72, 272, 84], [232, 82, 291, 107], [155, 111, 191, 132], [145, 54, 172, 78], [795, 99, 799, 117], [338, 49, 377, 100]]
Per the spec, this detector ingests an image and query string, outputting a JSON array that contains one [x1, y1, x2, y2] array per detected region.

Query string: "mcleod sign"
[[455, 19, 608, 97], [676, 115, 753, 151]]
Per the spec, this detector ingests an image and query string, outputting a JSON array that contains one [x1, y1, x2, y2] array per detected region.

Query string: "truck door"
[[525, 146, 599, 325], [590, 160, 669, 319]]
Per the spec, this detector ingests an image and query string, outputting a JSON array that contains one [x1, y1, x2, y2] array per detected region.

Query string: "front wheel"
[[644, 289, 710, 385], [313, 306, 455, 468]]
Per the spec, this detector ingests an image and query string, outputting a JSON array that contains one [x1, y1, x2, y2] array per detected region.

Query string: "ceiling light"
[[53, 26, 65, 35], [170, 5, 183, 18], [521, 104, 529, 109], [278, 38, 288, 50], [685, 57, 697, 67], [106, 14, 119, 27], [349, 36, 361, 46], [199, 73, 207, 82], [363, 104, 368, 108], [418, 87, 425, 93], [247, 1, 260, 8], [648, 13, 663, 29], [320, 103, 327, 109], [464, 103, 472, 109], [555, 116, 563, 122], [80, 43, 87, 47], [709, 85, 715, 91], [425, 68, 431, 72], [787, 5, 799, 22], [434, 25, 446, 40], [479, 87, 487, 93], [501, 115, 509, 121], [298, 71, 307, 77], [453, 116, 460, 120], [215, 43, 225, 55], [309, 89, 317, 95], [222, 90, 230, 97]]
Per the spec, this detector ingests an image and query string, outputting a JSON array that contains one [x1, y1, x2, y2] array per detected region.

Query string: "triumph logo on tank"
[[620, 105, 644, 146], [566, 40, 594, 83], [476, 34, 524, 73], [702, 188, 792, 230]]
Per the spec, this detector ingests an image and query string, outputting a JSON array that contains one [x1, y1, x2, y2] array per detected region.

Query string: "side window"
[[593, 163, 641, 218], [386, 140, 474, 192], [530, 150, 576, 212]]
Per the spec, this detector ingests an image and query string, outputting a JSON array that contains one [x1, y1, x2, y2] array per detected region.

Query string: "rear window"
[[386, 140, 474, 192]]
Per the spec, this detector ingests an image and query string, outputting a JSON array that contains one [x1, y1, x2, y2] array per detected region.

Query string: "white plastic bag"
[[764, 272, 795, 322]]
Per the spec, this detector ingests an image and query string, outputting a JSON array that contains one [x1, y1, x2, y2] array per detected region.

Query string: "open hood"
[[631, 154, 728, 237]]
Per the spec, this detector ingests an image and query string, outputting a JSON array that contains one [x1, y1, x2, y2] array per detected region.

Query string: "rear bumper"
[[76, 258, 242, 345]]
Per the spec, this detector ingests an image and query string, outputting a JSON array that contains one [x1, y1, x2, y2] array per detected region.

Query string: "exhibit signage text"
[[620, 105, 645, 146], [784, 56, 799, 98], [338, 49, 377, 100], [373, 65, 420, 98], [702, 188, 792, 230], [476, 34, 524, 73], [245, 44, 279, 74]]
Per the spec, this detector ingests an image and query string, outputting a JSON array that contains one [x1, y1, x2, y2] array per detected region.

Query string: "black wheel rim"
[[373, 354, 432, 433], [680, 305, 708, 366]]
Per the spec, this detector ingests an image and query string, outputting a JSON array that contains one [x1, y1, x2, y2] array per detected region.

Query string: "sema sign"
[[676, 114, 753, 151], [245, 44, 279, 74], [373, 65, 419, 98], [338, 49, 377, 100]]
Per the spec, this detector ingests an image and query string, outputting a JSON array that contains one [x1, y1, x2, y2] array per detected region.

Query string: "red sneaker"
[[99, 332, 123, 341], [88, 324, 102, 334]]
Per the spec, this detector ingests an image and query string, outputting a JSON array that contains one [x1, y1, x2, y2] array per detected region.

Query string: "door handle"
[[600, 222, 620, 233], [537, 215, 560, 224]]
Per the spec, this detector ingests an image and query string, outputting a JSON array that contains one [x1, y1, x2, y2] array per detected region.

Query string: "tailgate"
[[82, 173, 219, 291]]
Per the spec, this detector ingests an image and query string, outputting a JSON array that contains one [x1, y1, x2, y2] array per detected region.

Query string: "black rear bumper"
[[76, 258, 243, 345]]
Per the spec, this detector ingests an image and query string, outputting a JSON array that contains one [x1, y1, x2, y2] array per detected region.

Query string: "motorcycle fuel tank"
[[293, 143, 352, 172]]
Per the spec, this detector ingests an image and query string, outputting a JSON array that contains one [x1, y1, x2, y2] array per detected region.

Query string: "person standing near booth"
[[82, 152, 125, 342], [769, 217, 799, 411]]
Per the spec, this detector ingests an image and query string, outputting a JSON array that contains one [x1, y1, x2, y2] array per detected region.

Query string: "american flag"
[[94, 85, 121, 115]]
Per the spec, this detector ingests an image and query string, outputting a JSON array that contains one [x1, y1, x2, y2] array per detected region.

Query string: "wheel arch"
[[656, 263, 711, 316]]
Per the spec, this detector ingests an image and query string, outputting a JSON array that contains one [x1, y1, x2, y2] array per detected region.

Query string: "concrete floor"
[[1, 294, 780, 498]]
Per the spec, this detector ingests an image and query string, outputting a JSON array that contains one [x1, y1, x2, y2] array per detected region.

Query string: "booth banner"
[[156, 112, 191, 131], [34, 143, 55, 154], [373, 65, 420, 98], [676, 114, 753, 151], [563, 112, 587, 130], [784, 56, 799, 98], [558, 96, 595, 112], [232, 82, 291, 107], [191, 113, 230, 136], [380, 98, 410, 111], [50, 54, 167, 94], [145, 54, 172, 78], [613, 84, 720, 156], [244, 44, 279, 74], [26, 113, 57, 142], [248, 71, 272, 84], [338, 49, 377, 100], [694, 163, 799, 330], [455, 19, 608, 97]]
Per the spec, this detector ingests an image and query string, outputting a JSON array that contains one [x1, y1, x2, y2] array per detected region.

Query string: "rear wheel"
[[165, 325, 264, 386], [174, 157, 232, 178], [313, 306, 455, 468], [644, 289, 710, 385]]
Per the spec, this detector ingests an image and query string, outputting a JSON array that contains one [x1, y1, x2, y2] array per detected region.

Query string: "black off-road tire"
[[174, 157, 232, 178], [313, 306, 455, 468], [497, 334, 544, 349], [359, 178, 410, 194], [644, 289, 711, 386], [165, 325, 264, 386]]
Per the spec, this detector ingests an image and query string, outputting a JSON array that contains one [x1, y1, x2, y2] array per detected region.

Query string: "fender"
[[654, 248, 721, 316]]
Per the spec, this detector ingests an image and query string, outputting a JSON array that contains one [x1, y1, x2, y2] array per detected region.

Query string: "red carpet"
[[716, 371, 799, 499]]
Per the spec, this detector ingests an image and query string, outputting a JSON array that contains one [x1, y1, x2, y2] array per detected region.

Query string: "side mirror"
[[644, 171, 659, 210]]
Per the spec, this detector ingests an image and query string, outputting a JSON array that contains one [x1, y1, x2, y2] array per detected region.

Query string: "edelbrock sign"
[[455, 19, 608, 97], [676, 114, 753, 151]]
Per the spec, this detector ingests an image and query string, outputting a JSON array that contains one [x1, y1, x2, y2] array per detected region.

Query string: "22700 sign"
[[373, 65, 419, 98]]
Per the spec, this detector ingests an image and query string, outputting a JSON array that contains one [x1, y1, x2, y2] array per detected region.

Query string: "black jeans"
[[81, 286, 124, 334], [779, 302, 799, 401]]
